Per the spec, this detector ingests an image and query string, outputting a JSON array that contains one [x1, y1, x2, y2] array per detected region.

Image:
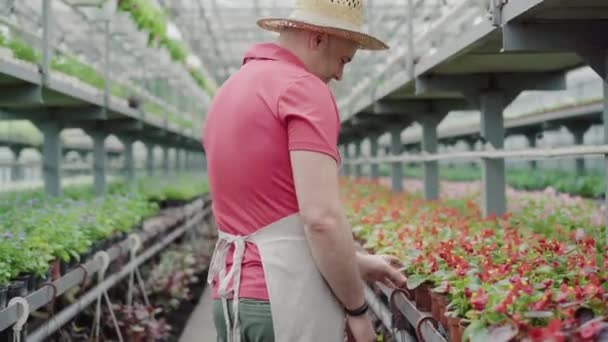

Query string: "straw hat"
[[257, 0, 389, 51]]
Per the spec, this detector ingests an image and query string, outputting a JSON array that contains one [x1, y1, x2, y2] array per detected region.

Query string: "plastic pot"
[[50, 259, 61, 281], [7, 280, 27, 301], [430, 291, 442, 325], [0, 285, 7, 309], [414, 281, 433, 312], [15, 273, 34, 293], [447, 316, 464, 342], [35, 269, 49, 289], [60, 259, 72, 276], [0, 282, 17, 341]]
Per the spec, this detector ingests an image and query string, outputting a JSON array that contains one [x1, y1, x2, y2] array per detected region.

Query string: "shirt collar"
[[242, 43, 309, 71]]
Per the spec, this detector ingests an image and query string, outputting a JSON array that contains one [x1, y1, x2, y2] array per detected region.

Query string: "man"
[[203, 1, 407, 341]]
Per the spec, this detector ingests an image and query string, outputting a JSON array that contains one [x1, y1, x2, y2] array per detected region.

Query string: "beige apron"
[[207, 213, 346, 342]]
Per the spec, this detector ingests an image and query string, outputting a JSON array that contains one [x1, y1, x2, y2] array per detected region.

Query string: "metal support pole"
[[465, 138, 478, 169], [185, 150, 190, 170], [405, 0, 415, 80], [174, 148, 181, 172], [103, 19, 110, 110], [38, 121, 63, 197], [91, 131, 108, 197], [421, 118, 441, 200], [567, 123, 591, 176], [119, 137, 135, 191], [525, 132, 538, 170], [162, 145, 170, 175], [343, 144, 352, 177], [354, 140, 363, 178], [370, 135, 380, 180], [480, 91, 506, 217], [146, 142, 155, 177], [390, 127, 403, 192], [41, 0, 52, 85], [9, 146, 22, 182]]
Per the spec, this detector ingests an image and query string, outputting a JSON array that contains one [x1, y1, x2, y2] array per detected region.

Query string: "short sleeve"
[[277, 76, 341, 165]]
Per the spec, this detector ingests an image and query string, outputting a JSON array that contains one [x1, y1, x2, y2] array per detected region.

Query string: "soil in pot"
[[414, 281, 433, 312]]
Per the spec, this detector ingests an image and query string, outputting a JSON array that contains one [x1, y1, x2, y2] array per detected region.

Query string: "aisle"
[[179, 285, 218, 342]]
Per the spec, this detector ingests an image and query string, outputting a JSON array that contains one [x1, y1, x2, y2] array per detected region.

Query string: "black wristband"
[[345, 301, 369, 317]]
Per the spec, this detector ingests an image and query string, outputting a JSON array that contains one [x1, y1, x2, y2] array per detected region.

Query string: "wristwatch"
[[345, 301, 369, 317]]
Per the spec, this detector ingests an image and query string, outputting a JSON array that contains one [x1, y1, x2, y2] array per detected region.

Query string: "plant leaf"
[[488, 325, 519, 342], [406, 274, 427, 290], [462, 320, 489, 342]]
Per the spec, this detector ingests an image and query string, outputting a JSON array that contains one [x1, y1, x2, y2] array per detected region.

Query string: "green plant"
[[116, 0, 215, 97], [6, 39, 39, 63]]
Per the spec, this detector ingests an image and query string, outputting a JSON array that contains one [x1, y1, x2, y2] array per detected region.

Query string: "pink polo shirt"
[[202, 43, 342, 301]]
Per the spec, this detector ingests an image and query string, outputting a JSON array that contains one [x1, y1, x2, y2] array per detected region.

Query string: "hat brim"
[[257, 18, 389, 51]]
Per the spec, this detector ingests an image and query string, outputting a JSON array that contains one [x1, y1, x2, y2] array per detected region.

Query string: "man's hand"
[[357, 253, 407, 289], [347, 315, 376, 342]]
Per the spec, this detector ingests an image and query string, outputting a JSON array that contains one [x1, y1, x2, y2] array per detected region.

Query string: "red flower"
[[579, 320, 602, 340], [470, 288, 488, 311]]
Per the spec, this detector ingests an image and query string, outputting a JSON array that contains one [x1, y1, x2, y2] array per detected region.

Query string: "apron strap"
[[207, 232, 247, 342]]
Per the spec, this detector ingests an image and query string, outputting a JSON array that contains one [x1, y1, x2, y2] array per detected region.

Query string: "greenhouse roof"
[[158, 0, 484, 103]]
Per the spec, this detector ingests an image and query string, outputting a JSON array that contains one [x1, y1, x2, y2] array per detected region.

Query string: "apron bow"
[[207, 232, 248, 342]]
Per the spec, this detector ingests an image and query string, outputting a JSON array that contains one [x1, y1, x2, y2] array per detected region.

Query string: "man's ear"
[[309, 32, 329, 51]]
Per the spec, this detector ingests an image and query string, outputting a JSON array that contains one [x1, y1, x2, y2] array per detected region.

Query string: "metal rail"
[[345, 144, 608, 164], [374, 283, 447, 342], [364, 285, 415, 342]]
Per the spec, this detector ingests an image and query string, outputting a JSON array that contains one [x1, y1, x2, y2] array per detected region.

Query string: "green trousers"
[[213, 299, 275, 342]]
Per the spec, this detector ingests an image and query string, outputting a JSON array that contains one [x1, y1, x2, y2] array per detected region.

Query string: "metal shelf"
[[0, 55, 195, 146]]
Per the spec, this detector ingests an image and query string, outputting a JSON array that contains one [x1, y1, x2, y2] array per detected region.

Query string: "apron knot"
[[207, 231, 248, 342]]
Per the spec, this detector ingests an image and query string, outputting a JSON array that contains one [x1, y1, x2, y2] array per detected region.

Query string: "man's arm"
[[290, 150, 365, 311]]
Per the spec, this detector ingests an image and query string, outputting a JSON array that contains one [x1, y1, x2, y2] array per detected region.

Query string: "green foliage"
[[0, 174, 209, 286], [136, 175, 209, 202], [51, 55, 105, 89], [5, 39, 39, 63], [116, 0, 215, 97], [401, 165, 605, 198]]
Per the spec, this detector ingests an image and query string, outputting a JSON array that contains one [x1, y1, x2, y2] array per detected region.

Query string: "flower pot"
[[51, 260, 61, 281], [414, 281, 433, 312], [430, 291, 444, 324], [438, 295, 449, 328], [60, 259, 72, 276], [127, 329, 146, 342], [458, 321, 469, 341], [448, 316, 463, 342], [15, 273, 34, 293], [35, 270, 49, 289], [7, 280, 27, 301], [0, 285, 7, 309], [0, 281, 26, 341]]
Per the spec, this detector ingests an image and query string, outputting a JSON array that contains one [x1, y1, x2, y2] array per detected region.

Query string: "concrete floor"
[[179, 286, 218, 342]]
